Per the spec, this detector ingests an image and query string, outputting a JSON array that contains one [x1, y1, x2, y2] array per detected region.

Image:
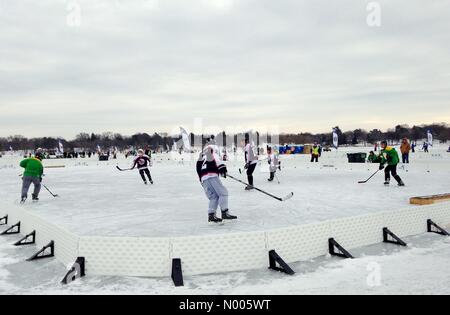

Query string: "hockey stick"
[[275, 174, 281, 184], [43, 184, 59, 198], [116, 166, 133, 171], [227, 174, 293, 202], [358, 169, 380, 184]]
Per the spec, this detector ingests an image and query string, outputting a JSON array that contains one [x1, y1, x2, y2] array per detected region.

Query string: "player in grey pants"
[[196, 147, 237, 223], [22, 177, 41, 200], [202, 177, 229, 215]]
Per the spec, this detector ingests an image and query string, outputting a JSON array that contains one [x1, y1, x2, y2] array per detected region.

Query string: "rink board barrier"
[[0, 206, 79, 267], [0, 202, 449, 278]]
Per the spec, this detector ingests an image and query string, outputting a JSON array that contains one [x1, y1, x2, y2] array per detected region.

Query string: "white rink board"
[[78, 237, 171, 277], [427, 202, 450, 227], [171, 232, 267, 276], [266, 222, 331, 263], [383, 207, 429, 238], [0, 205, 79, 267], [330, 213, 385, 250], [0, 202, 449, 277]]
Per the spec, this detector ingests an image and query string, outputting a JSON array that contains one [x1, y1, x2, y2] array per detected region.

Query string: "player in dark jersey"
[[196, 145, 237, 223], [132, 149, 153, 185]]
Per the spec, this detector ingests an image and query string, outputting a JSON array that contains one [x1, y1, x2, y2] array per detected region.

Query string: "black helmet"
[[381, 140, 388, 146], [35, 152, 44, 160]]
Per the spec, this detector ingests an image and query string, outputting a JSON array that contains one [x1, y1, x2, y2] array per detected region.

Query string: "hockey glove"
[[379, 164, 385, 170], [218, 165, 228, 178]]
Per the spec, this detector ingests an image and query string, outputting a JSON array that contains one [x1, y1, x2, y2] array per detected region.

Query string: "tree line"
[[0, 123, 448, 152], [279, 123, 449, 146]]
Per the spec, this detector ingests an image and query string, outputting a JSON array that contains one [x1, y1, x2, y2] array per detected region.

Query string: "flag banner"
[[180, 127, 192, 152], [332, 129, 339, 148], [427, 130, 433, 146], [58, 141, 64, 153]]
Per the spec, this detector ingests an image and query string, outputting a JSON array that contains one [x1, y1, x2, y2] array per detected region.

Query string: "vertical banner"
[[58, 141, 64, 153], [332, 128, 339, 149], [427, 130, 433, 146], [180, 127, 192, 152]]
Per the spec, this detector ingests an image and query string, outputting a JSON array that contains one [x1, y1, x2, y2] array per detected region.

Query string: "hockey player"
[[132, 149, 153, 185], [267, 147, 280, 182], [244, 134, 258, 190], [205, 135, 219, 155], [378, 141, 405, 186], [311, 142, 322, 162], [367, 151, 379, 163], [196, 145, 237, 223], [20, 148, 44, 203]]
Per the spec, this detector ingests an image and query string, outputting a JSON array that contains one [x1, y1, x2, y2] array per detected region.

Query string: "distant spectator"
[[411, 142, 416, 153], [311, 142, 322, 163], [400, 138, 411, 164]]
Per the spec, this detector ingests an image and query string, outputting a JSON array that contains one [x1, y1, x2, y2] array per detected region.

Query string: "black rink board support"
[[14, 230, 36, 246], [427, 219, 450, 236], [172, 258, 184, 287], [1, 222, 20, 235], [27, 241, 55, 261], [61, 257, 86, 284], [383, 228, 407, 247], [268, 250, 295, 275], [328, 238, 354, 259], [0, 215, 7, 226]]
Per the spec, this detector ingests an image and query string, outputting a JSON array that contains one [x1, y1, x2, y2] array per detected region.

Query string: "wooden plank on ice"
[[410, 193, 450, 205]]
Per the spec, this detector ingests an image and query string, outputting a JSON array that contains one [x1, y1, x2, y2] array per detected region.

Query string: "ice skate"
[[208, 214, 223, 224], [221, 210, 237, 220]]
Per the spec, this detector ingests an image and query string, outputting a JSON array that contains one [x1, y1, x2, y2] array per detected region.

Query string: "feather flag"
[[427, 130, 433, 146], [332, 128, 339, 149], [180, 127, 192, 152], [58, 141, 64, 153]]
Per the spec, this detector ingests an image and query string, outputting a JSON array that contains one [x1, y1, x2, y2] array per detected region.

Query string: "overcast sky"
[[1, 0, 449, 138]]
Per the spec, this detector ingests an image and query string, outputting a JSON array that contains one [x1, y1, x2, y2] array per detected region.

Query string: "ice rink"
[[0, 146, 449, 238]]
